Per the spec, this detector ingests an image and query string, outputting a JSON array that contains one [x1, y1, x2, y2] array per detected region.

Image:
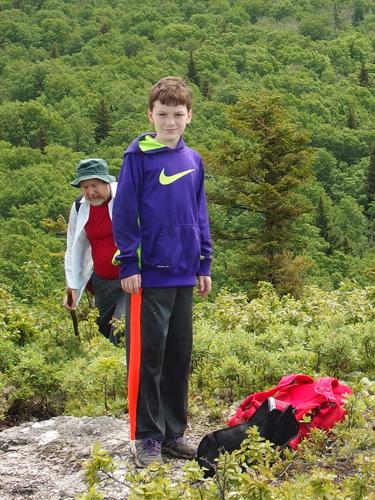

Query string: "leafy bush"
[[0, 286, 126, 421], [191, 283, 375, 420]]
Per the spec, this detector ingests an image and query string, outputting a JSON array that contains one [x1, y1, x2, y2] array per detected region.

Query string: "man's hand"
[[197, 275, 212, 297], [121, 274, 142, 294], [63, 288, 78, 310]]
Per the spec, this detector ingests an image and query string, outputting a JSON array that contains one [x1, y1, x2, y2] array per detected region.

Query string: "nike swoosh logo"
[[159, 168, 194, 185]]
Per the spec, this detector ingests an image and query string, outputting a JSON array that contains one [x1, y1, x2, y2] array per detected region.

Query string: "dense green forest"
[[0, 0, 374, 497], [1, 0, 375, 296]]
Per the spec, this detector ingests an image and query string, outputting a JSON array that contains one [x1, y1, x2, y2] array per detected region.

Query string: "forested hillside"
[[0, 0, 375, 296], [0, 1, 374, 497]]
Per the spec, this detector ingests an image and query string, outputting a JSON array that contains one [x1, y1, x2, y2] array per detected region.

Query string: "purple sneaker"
[[130, 438, 163, 467]]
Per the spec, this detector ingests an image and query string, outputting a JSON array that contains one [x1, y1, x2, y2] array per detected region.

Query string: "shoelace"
[[142, 437, 161, 454], [172, 437, 184, 444]]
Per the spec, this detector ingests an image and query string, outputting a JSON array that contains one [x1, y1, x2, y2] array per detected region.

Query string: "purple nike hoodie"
[[112, 133, 212, 288]]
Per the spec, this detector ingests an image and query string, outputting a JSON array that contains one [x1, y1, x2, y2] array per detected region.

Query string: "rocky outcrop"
[[0, 416, 131, 499]]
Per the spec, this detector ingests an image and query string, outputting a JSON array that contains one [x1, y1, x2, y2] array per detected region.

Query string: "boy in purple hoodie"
[[112, 76, 212, 467]]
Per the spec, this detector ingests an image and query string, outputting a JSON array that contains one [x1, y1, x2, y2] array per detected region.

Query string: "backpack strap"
[[75, 195, 83, 213]]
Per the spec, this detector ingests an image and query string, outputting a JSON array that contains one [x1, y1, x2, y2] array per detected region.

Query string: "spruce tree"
[[346, 104, 357, 129], [359, 62, 369, 87], [200, 75, 211, 99], [333, 3, 340, 33], [316, 196, 331, 253], [208, 93, 312, 296], [352, 3, 364, 26], [365, 144, 375, 212], [94, 98, 112, 144], [36, 126, 48, 153], [187, 52, 199, 86], [50, 44, 59, 59]]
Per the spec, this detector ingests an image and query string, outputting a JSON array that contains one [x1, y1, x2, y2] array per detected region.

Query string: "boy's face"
[[148, 100, 192, 148]]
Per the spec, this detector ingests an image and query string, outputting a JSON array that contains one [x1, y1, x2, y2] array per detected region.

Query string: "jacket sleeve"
[[112, 153, 143, 279], [64, 202, 78, 289], [197, 157, 212, 276]]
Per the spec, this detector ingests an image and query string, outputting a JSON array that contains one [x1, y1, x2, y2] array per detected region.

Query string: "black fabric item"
[[91, 272, 125, 345], [196, 398, 299, 477]]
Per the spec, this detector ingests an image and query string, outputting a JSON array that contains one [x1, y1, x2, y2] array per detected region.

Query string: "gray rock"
[[0, 414, 205, 499], [360, 377, 371, 387], [0, 416, 131, 499]]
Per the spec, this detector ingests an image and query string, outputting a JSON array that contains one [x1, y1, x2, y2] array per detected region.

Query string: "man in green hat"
[[63, 158, 125, 345]]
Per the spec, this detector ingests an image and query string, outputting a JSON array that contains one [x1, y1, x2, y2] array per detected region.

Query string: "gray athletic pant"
[[91, 272, 126, 345], [126, 287, 193, 441]]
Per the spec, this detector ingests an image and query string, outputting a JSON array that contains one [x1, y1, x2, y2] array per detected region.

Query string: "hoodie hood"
[[125, 133, 186, 155]]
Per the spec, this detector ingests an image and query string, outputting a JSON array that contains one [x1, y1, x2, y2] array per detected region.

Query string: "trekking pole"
[[67, 289, 80, 340]]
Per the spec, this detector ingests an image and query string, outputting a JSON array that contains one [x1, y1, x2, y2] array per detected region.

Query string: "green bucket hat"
[[71, 158, 116, 187]]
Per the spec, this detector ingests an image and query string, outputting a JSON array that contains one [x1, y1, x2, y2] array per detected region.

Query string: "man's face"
[[80, 179, 110, 206], [147, 100, 192, 148]]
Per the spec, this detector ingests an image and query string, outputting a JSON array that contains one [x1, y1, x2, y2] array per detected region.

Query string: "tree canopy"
[[0, 0, 374, 297]]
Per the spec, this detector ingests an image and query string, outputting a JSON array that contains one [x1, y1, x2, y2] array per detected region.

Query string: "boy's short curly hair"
[[149, 76, 192, 110]]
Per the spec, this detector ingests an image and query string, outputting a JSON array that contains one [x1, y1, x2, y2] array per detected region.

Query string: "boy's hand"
[[197, 275, 211, 297], [121, 274, 142, 294], [63, 288, 78, 310]]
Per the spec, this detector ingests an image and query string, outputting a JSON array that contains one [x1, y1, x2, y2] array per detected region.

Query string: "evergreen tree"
[[187, 52, 199, 86], [365, 144, 375, 212], [352, 3, 365, 26], [208, 93, 312, 296], [346, 104, 357, 129], [50, 45, 59, 59], [359, 62, 369, 87], [316, 196, 331, 253], [333, 3, 340, 33], [366, 201, 375, 246], [37, 127, 48, 153], [200, 75, 211, 99], [94, 98, 112, 145], [100, 23, 111, 34]]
